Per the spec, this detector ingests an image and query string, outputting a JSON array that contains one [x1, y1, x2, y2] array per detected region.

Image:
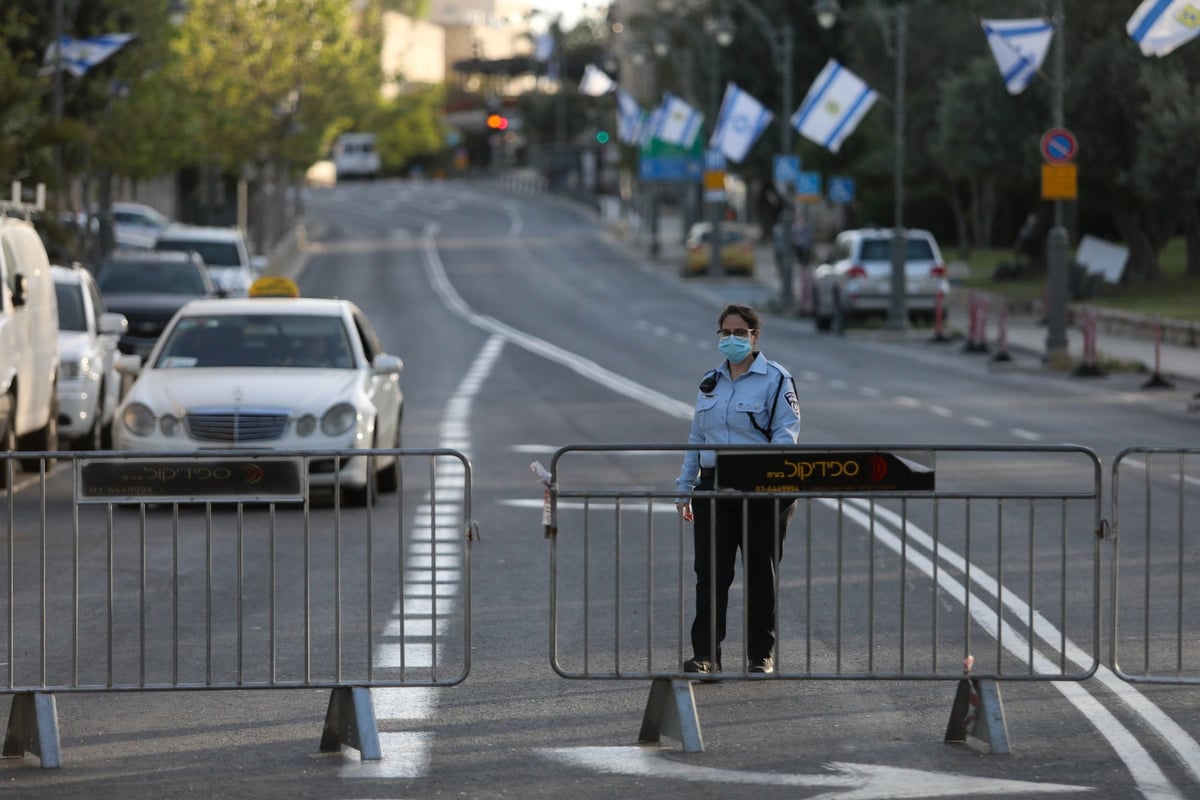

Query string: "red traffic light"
[[486, 113, 509, 131]]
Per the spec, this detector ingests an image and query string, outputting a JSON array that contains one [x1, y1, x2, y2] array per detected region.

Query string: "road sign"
[[797, 170, 822, 201], [638, 156, 701, 182], [829, 176, 856, 204], [1040, 128, 1078, 164], [703, 149, 726, 201], [773, 155, 801, 189], [1041, 163, 1077, 200]]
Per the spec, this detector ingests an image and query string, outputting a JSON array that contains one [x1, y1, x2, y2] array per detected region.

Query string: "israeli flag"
[[41, 33, 136, 78], [533, 33, 555, 63], [653, 93, 703, 148], [1127, 0, 1200, 57], [981, 18, 1054, 94], [709, 83, 773, 164], [791, 60, 877, 154], [579, 64, 616, 97], [638, 106, 663, 148], [616, 88, 644, 145]]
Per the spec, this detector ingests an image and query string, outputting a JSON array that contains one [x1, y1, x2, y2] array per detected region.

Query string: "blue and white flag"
[[579, 63, 616, 97], [616, 88, 644, 145], [41, 33, 136, 78], [791, 60, 877, 154], [533, 33, 556, 63], [653, 93, 703, 148], [638, 106, 663, 148], [709, 83, 773, 163], [981, 18, 1054, 94], [1127, 0, 1200, 57]]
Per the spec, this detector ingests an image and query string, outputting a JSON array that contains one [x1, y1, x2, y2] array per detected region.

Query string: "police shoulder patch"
[[785, 389, 800, 415]]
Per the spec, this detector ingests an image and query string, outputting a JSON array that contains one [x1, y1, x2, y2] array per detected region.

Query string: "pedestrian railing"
[[1111, 447, 1200, 684], [0, 448, 475, 768], [542, 443, 1103, 753]]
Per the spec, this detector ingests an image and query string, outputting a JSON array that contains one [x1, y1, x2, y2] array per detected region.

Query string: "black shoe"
[[748, 656, 774, 674], [683, 657, 717, 674]]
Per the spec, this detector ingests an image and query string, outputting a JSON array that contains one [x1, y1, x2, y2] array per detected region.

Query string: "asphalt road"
[[4, 178, 1200, 800]]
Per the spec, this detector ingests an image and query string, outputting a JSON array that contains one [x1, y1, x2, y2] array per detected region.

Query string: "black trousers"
[[690, 472, 795, 664]]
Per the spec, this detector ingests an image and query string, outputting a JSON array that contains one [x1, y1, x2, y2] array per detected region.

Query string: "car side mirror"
[[11, 273, 27, 307], [371, 354, 404, 375], [98, 312, 128, 336], [114, 354, 142, 376]]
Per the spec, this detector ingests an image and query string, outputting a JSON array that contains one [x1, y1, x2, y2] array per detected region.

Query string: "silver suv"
[[812, 228, 949, 331]]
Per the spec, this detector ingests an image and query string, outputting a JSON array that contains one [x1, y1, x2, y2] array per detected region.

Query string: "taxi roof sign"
[[249, 276, 299, 298]]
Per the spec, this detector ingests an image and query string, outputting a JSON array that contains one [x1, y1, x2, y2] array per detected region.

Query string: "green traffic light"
[[595, 131, 610, 144]]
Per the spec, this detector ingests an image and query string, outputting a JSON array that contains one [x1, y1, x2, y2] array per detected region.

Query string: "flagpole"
[[886, 3, 908, 331]]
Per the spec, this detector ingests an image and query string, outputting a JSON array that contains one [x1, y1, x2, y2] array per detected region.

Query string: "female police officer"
[[675, 304, 800, 675]]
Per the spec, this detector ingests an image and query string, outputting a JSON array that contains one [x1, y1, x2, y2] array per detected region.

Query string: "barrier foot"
[[991, 349, 1012, 363], [1072, 363, 1106, 378], [945, 678, 1010, 754], [1142, 372, 1174, 390], [320, 687, 382, 761], [638, 678, 704, 752], [3, 692, 62, 768]]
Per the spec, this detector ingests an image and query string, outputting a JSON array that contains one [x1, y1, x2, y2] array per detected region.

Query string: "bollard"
[[991, 301, 1012, 362], [930, 287, 950, 343], [1073, 309, 1105, 377], [1141, 316, 1174, 389], [963, 294, 988, 354]]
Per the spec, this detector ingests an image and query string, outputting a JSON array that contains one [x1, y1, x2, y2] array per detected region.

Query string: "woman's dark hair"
[[718, 304, 760, 330]]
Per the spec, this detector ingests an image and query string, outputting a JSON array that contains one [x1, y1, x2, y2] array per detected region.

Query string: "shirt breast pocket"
[[695, 395, 720, 422]]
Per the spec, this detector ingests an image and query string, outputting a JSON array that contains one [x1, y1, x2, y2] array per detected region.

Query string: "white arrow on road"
[[539, 746, 1091, 798]]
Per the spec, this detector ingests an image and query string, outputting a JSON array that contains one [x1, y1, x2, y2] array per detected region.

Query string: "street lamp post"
[[722, 0, 796, 308], [818, 0, 908, 330], [707, 13, 734, 278]]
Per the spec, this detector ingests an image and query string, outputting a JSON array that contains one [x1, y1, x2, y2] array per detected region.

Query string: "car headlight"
[[160, 414, 180, 436], [320, 403, 358, 436], [122, 403, 157, 437], [295, 414, 317, 437]]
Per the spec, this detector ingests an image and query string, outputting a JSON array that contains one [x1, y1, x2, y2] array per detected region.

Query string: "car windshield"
[[156, 239, 241, 267], [97, 260, 209, 295], [154, 313, 356, 369], [54, 282, 87, 332], [859, 238, 936, 260]]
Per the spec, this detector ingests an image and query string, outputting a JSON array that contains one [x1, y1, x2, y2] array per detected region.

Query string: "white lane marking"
[[498, 498, 678, 513], [512, 444, 559, 453], [859, 386, 883, 398], [928, 404, 953, 417], [538, 746, 1089, 796], [895, 396, 921, 408], [837, 498, 1187, 799], [965, 416, 993, 429], [421, 224, 1187, 793], [1010, 428, 1042, 441], [342, 334, 503, 778]]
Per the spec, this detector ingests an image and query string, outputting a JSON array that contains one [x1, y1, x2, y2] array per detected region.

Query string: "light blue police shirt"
[[675, 352, 801, 495]]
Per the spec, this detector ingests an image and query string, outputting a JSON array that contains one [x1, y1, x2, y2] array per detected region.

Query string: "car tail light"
[[929, 262, 947, 278], [847, 265, 868, 279]]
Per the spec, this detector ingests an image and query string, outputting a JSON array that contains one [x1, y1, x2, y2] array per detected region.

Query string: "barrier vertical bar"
[[899, 498, 908, 672], [868, 498, 876, 673]]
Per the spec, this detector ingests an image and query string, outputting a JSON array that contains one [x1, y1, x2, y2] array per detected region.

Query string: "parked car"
[[154, 224, 264, 297], [332, 132, 382, 181], [682, 223, 757, 277], [51, 265, 127, 449], [811, 228, 950, 332], [112, 202, 172, 242], [113, 294, 404, 505], [95, 250, 218, 359], [0, 214, 60, 485]]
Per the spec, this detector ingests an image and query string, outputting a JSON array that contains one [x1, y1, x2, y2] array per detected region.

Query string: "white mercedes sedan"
[[113, 296, 404, 504]]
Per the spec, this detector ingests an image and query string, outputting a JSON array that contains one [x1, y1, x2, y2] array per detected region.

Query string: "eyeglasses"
[[716, 328, 756, 339]]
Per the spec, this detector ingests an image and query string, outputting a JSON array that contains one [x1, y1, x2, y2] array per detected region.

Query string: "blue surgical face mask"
[[718, 335, 754, 364]]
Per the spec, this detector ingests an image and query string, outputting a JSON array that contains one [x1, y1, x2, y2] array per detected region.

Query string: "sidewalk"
[[616, 207, 1200, 390]]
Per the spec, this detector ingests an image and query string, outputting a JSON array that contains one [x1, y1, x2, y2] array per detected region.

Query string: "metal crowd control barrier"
[[1111, 447, 1200, 684], [0, 448, 475, 768], [543, 443, 1103, 754]]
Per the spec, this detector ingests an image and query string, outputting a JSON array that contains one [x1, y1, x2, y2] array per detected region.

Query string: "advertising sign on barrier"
[[716, 451, 935, 493], [78, 456, 306, 503]]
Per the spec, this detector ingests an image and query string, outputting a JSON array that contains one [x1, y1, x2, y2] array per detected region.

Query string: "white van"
[[0, 215, 60, 485], [332, 133, 381, 181]]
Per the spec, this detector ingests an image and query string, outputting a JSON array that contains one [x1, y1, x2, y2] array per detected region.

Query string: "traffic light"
[[595, 130, 610, 145], [486, 113, 509, 131]]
